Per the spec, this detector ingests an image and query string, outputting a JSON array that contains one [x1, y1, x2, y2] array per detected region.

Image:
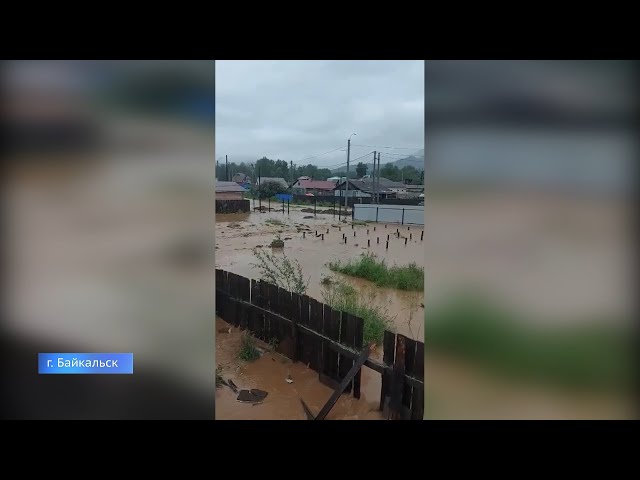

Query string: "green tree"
[[254, 181, 286, 199], [317, 168, 332, 180], [401, 165, 420, 184], [356, 162, 367, 178], [381, 163, 401, 182]]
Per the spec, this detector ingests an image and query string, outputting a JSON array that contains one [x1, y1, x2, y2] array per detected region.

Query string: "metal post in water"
[[386, 241, 388, 249], [405, 238, 408, 246], [368, 239, 370, 247], [421, 230, 423, 241], [377, 237, 379, 244]]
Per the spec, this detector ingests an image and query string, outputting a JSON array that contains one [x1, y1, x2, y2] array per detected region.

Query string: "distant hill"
[[332, 149, 424, 174]]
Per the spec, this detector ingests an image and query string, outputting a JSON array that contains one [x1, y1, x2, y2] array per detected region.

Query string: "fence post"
[[314, 197, 317, 217], [401, 208, 405, 225], [376, 206, 379, 222], [287, 200, 290, 214]]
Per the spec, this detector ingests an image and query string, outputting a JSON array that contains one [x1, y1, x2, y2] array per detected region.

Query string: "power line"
[[378, 151, 423, 157], [352, 144, 421, 150], [297, 146, 345, 163], [350, 151, 375, 162]]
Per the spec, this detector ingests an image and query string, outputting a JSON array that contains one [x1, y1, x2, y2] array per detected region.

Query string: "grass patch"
[[321, 276, 392, 345], [238, 333, 261, 362], [328, 253, 423, 291], [426, 292, 634, 392]]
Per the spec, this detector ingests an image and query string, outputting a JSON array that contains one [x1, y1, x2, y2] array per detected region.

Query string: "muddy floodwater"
[[215, 207, 424, 420]]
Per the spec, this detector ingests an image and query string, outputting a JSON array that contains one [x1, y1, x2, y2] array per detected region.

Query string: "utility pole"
[[376, 151, 381, 203], [372, 151, 377, 204], [225, 155, 229, 181], [290, 160, 294, 194], [345, 138, 351, 208], [345, 133, 356, 209]]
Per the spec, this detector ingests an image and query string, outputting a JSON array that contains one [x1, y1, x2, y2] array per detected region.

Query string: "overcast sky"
[[215, 60, 424, 168]]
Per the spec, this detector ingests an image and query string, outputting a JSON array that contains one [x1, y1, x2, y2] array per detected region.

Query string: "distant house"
[[374, 177, 408, 194], [333, 179, 394, 199], [232, 173, 250, 184], [405, 184, 425, 196], [292, 179, 336, 196], [216, 180, 247, 200], [255, 177, 289, 191]]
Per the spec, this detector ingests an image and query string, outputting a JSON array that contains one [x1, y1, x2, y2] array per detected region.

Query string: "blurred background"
[[2, 60, 215, 419], [425, 60, 637, 419]]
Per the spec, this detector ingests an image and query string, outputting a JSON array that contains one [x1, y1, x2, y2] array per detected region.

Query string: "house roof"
[[361, 177, 407, 189], [216, 180, 248, 193], [256, 177, 289, 187], [231, 173, 248, 182], [335, 179, 393, 194], [295, 179, 336, 190]]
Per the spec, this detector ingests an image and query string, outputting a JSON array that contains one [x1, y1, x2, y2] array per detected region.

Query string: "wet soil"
[[216, 318, 384, 420]]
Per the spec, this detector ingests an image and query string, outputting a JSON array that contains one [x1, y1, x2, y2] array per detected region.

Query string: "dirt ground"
[[215, 206, 424, 420], [216, 317, 384, 420]]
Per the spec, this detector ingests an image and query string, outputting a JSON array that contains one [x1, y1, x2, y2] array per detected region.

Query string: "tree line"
[[216, 157, 334, 183], [216, 156, 424, 185]]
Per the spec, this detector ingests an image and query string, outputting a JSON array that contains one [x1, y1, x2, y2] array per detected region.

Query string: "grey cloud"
[[216, 60, 424, 167]]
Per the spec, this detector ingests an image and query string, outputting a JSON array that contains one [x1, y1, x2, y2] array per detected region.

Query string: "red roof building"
[[292, 179, 336, 196]]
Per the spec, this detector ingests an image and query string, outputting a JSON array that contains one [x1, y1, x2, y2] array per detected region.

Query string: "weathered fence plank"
[[309, 298, 322, 371], [352, 316, 364, 399], [402, 337, 417, 419], [388, 334, 407, 420], [338, 313, 356, 394], [380, 330, 396, 411], [299, 295, 311, 365], [314, 344, 372, 421], [290, 292, 301, 362]]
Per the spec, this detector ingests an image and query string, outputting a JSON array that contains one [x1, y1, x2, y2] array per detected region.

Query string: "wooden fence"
[[216, 199, 250, 214], [290, 195, 422, 207], [215, 269, 424, 419]]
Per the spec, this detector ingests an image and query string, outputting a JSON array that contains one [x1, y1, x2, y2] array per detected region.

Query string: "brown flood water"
[[215, 207, 424, 420]]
